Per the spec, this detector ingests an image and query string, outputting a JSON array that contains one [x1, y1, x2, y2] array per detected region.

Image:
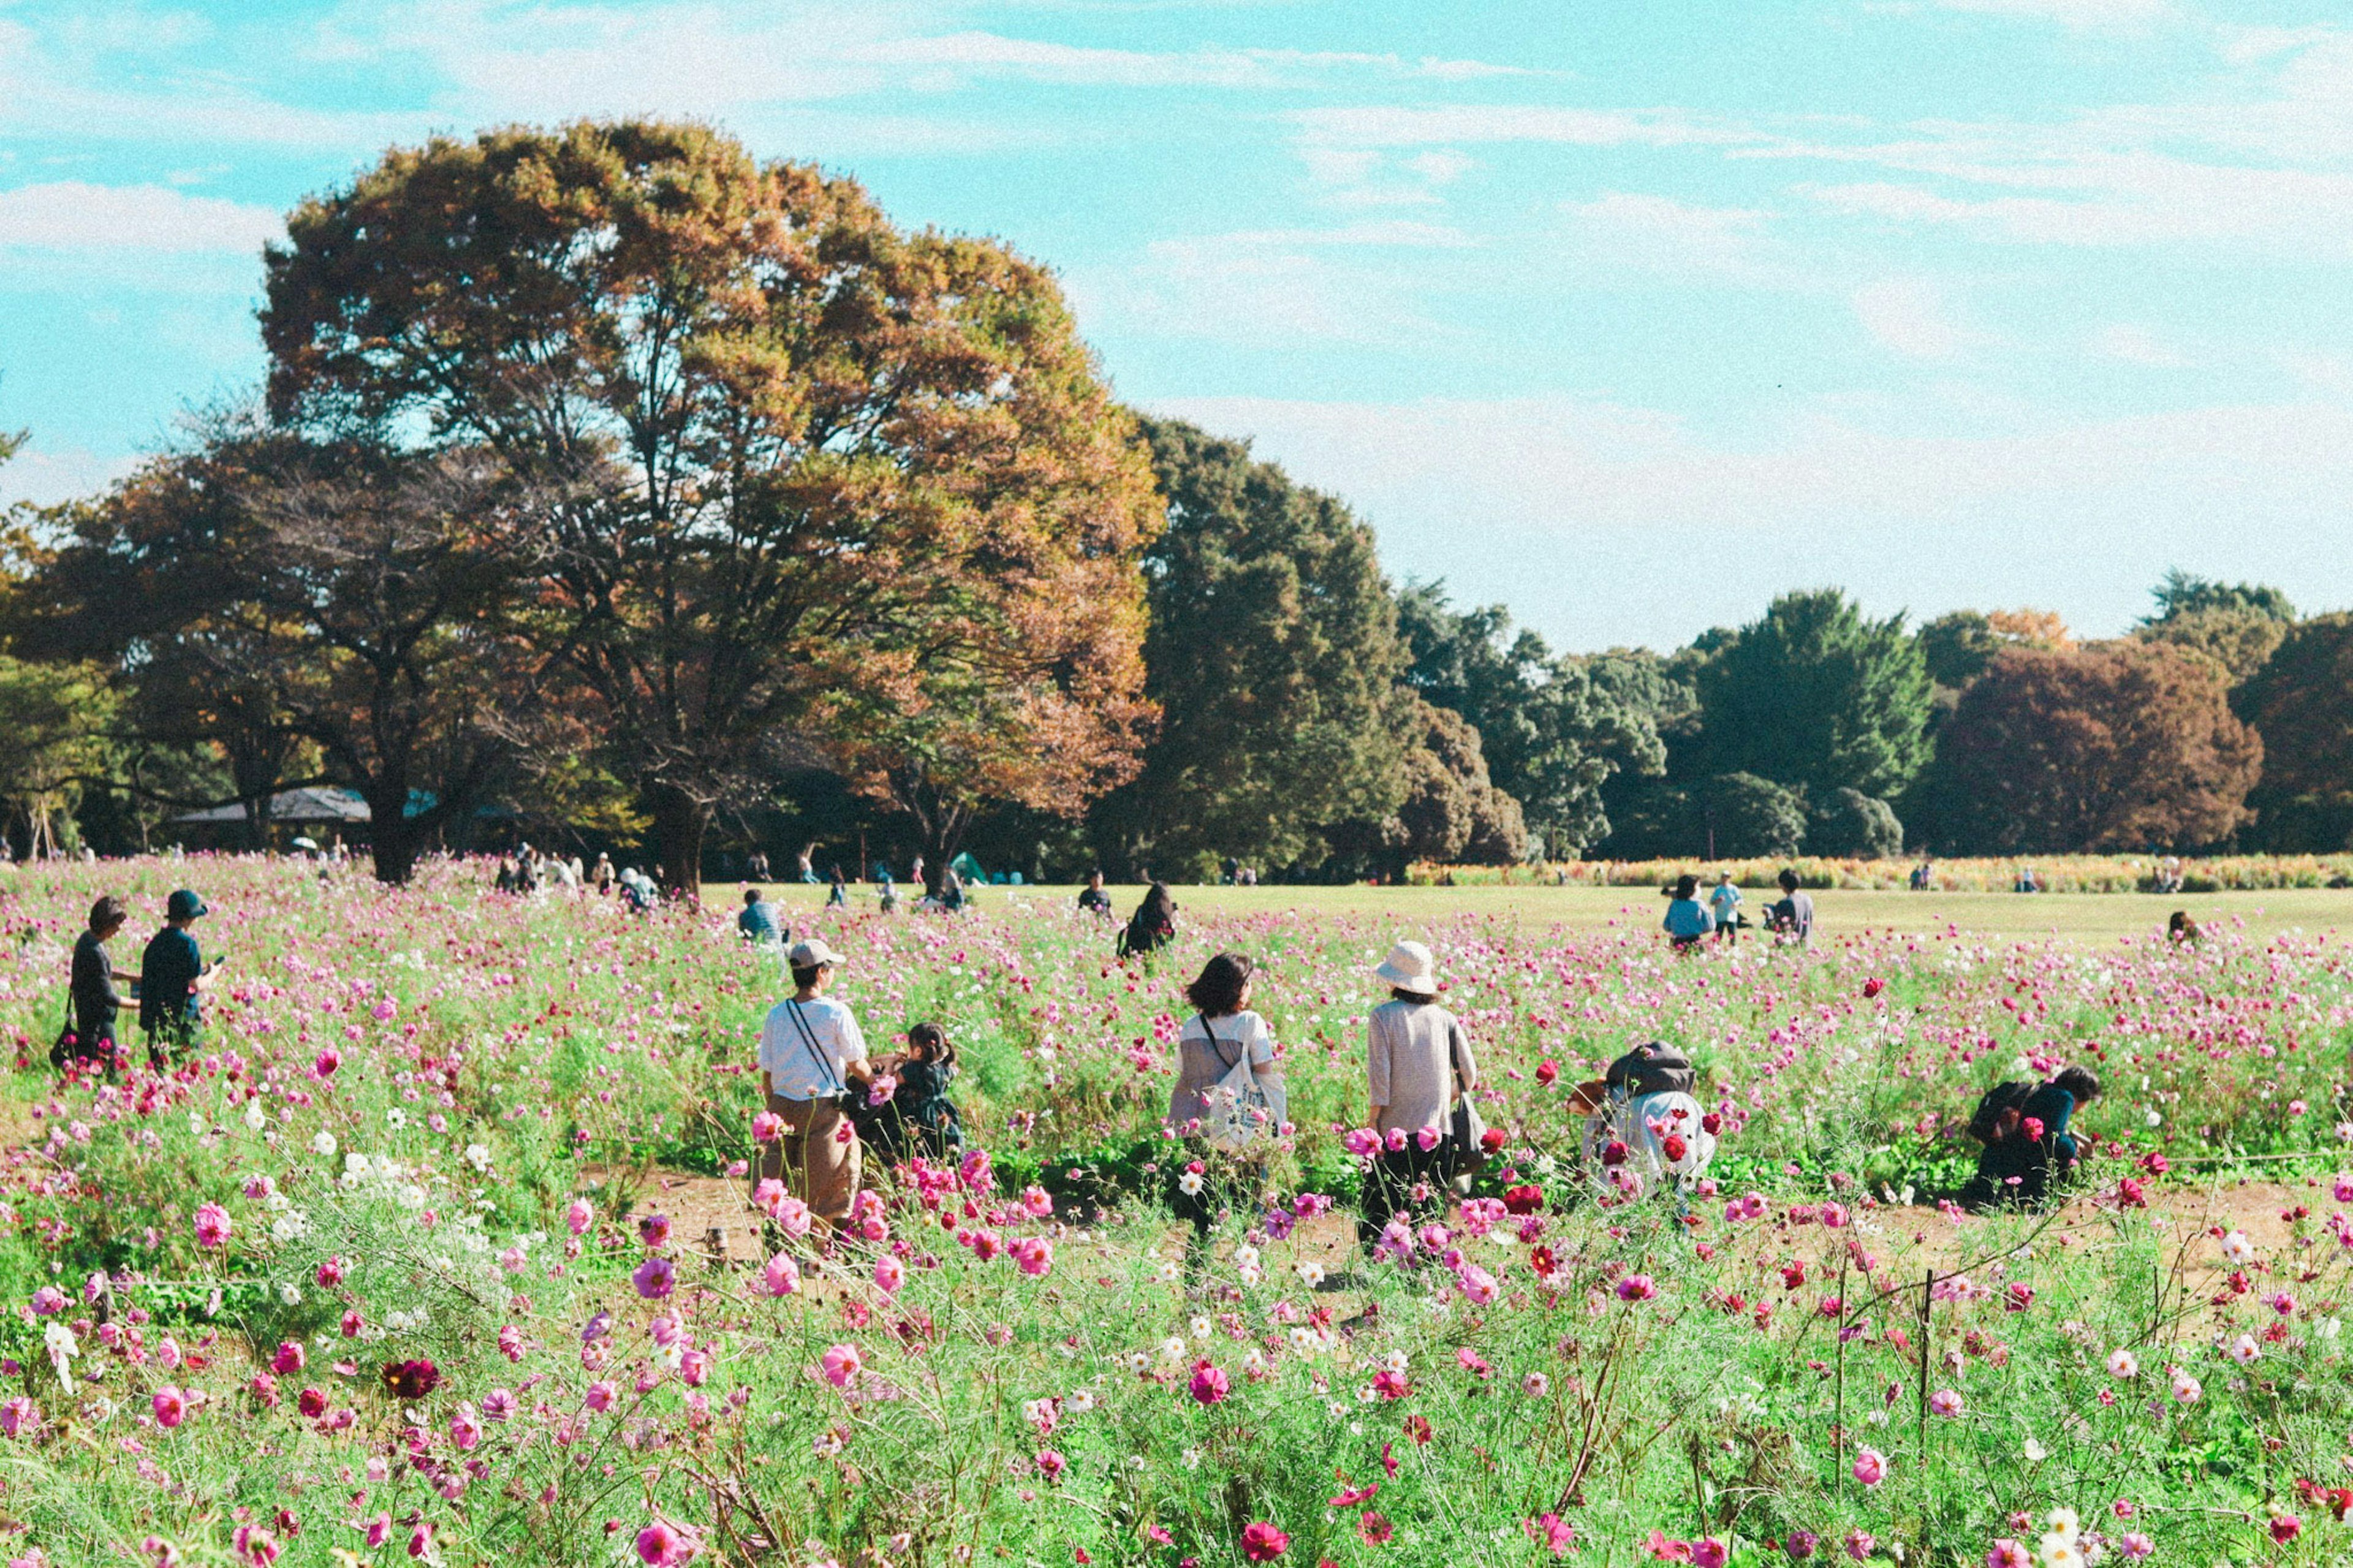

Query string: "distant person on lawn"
[[1707, 872, 1743, 945], [738, 888, 782, 943], [1764, 869, 1814, 945], [1118, 881, 1178, 960], [1661, 874, 1715, 952], [1077, 869, 1114, 917], [140, 888, 222, 1068], [756, 938, 874, 1233]]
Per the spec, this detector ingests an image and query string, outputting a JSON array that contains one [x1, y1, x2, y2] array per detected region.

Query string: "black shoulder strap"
[[784, 999, 846, 1095], [1198, 1012, 1240, 1072]]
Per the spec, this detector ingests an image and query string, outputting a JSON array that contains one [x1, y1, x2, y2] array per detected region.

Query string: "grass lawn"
[[729, 879, 2353, 945]]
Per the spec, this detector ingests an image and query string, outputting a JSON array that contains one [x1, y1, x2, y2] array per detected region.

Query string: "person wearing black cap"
[[139, 888, 223, 1067]]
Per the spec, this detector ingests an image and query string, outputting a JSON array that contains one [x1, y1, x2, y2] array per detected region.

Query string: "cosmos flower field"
[[2, 858, 2351, 1567]]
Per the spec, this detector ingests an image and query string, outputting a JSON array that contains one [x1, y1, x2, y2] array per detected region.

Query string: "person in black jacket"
[[66, 896, 136, 1075], [1117, 882, 1177, 960]]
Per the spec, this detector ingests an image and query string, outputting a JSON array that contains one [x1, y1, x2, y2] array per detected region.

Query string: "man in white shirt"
[[756, 939, 874, 1232]]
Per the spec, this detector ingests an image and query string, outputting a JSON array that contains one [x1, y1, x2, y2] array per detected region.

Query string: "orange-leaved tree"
[[262, 120, 1159, 894]]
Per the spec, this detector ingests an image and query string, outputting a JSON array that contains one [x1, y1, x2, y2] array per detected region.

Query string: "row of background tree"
[[0, 119, 2341, 885]]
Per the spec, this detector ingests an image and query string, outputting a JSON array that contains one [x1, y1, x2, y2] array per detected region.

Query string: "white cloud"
[[1558, 191, 1772, 278], [1852, 278, 1972, 359], [0, 183, 282, 252], [1293, 103, 1756, 151], [2091, 324, 2187, 366], [1930, 0, 2169, 29], [0, 442, 138, 508]]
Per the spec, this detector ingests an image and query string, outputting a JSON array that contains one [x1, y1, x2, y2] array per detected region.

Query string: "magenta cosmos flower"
[[1240, 1522, 1289, 1562], [193, 1203, 232, 1249], [631, 1256, 676, 1300], [151, 1386, 186, 1428], [820, 1344, 862, 1388]]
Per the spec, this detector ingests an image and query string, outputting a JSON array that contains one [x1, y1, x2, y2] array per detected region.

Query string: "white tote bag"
[[1201, 1016, 1284, 1153]]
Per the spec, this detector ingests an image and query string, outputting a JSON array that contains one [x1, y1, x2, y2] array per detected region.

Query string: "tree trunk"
[[366, 786, 422, 885], [648, 784, 709, 906]]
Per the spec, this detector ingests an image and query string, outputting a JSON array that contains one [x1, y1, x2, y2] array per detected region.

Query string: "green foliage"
[[2234, 612, 2353, 852], [1396, 584, 1673, 858], [1701, 771, 1810, 858], [1091, 417, 1408, 875], [1808, 786, 1905, 858], [0, 654, 116, 855], [1689, 589, 1934, 801], [2144, 567, 2296, 626]]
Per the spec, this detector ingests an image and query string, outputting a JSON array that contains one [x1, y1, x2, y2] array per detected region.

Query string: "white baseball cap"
[[788, 938, 846, 969]]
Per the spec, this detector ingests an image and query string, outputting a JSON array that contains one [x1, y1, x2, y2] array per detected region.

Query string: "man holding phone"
[[140, 888, 223, 1068]]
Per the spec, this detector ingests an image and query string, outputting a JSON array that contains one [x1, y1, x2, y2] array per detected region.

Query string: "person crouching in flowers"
[[755, 939, 875, 1235], [1356, 940, 1477, 1254], [1164, 953, 1285, 1263], [1959, 1066, 2100, 1212], [860, 1021, 964, 1166]]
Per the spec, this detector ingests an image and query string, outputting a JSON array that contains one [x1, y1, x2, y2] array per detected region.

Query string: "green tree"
[[2143, 569, 2295, 626], [2135, 608, 2287, 686], [0, 654, 114, 857], [1689, 588, 1933, 799], [1808, 786, 1904, 858], [1919, 641, 2261, 854], [2232, 613, 2353, 850], [1396, 585, 1673, 858], [1088, 417, 1407, 877], [262, 120, 1158, 894]]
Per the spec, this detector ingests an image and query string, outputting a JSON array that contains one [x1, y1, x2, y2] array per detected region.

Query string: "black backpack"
[[1968, 1081, 2036, 1145], [1605, 1042, 1697, 1099]]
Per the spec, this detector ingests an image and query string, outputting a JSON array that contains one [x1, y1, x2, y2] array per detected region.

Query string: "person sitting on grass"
[[1960, 1066, 2099, 1211], [1117, 881, 1177, 960], [1077, 869, 1114, 917], [738, 887, 782, 943], [1762, 868, 1815, 945], [2167, 909, 2202, 945], [1660, 874, 1715, 953]]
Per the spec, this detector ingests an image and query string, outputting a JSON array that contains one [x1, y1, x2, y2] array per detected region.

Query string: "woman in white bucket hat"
[[1357, 939, 1479, 1252]]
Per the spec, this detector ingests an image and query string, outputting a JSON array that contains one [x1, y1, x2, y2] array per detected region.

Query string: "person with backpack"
[[1164, 953, 1284, 1250], [755, 938, 875, 1233], [1960, 1066, 2100, 1211], [1575, 1041, 1716, 1197], [1357, 940, 1479, 1252], [1117, 882, 1178, 960]]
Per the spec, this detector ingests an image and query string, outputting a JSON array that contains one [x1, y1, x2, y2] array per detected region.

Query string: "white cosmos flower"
[[1296, 1261, 1325, 1287], [311, 1132, 337, 1158]]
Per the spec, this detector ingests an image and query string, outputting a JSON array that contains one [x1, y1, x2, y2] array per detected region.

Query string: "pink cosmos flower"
[[151, 1386, 186, 1428], [1691, 1540, 1729, 1568], [2117, 1533, 2153, 1560], [635, 1520, 697, 1566], [752, 1111, 785, 1143], [585, 1381, 615, 1412], [1343, 1129, 1381, 1158], [1012, 1237, 1053, 1277], [1189, 1361, 1229, 1406], [1615, 1274, 1656, 1302], [637, 1213, 671, 1248], [194, 1203, 232, 1249], [1985, 1543, 2030, 1568], [820, 1344, 863, 1388], [1021, 1185, 1054, 1218], [1929, 1388, 1963, 1417], [631, 1256, 675, 1300], [565, 1199, 594, 1237], [1458, 1263, 1499, 1305], [1034, 1448, 1066, 1479], [271, 1342, 305, 1376], [449, 1404, 482, 1451], [316, 1257, 346, 1287], [29, 1287, 64, 1317], [873, 1256, 905, 1294], [1851, 1446, 1887, 1487], [1240, 1523, 1289, 1562], [313, 1048, 341, 1078], [762, 1252, 801, 1297], [1528, 1514, 1574, 1558]]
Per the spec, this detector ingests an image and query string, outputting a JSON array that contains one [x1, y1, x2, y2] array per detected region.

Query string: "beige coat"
[[1368, 999, 1475, 1136]]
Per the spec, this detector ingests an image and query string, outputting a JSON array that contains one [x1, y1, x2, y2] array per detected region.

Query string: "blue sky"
[[2, 0, 2349, 651]]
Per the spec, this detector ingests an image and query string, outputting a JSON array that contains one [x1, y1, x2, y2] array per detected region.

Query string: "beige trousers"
[[760, 1091, 860, 1229]]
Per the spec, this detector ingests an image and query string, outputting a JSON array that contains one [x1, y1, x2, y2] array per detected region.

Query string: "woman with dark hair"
[[1164, 952, 1285, 1249], [861, 1022, 963, 1164], [1660, 874, 1715, 952], [1960, 1065, 2100, 1210], [1117, 881, 1178, 960]]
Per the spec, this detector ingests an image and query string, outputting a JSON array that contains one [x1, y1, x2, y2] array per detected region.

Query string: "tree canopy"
[[260, 119, 1158, 888], [1688, 589, 1933, 800], [2144, 569, 2295, 626], [1088, 417, 1406, 877], [2233, 613, 2353, 852]]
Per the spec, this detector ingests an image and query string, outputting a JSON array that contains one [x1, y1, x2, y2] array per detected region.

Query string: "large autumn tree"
[[1086, 417, 1406, 878], [2233, 613, 2353, 851], [261, 120, 1158, 894], [1917, 641, 2261, 854]]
